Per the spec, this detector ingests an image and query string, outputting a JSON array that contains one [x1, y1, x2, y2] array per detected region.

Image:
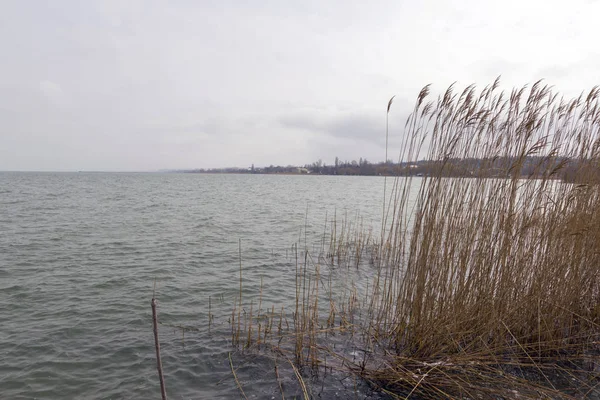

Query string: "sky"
[[1, 0, 599, 171]]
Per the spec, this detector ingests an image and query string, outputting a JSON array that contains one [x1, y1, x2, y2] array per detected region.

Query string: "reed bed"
[[230, 79, 600, 399]]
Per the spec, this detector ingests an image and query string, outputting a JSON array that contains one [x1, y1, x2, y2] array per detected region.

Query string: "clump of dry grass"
[[233, 79, 600, 398], [361, 78, 600, 398]]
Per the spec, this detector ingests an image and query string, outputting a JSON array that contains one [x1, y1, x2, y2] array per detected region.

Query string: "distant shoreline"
[[168, 155, 594, 182]]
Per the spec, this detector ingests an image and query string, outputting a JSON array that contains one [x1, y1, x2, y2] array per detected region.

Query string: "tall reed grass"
[[232, 79, 600, 399]]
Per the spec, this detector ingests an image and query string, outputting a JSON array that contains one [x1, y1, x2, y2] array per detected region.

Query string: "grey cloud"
[[536, 55, 600, 84], [327, 114, 385, 143], [536, 65, 573, 81], [279, 98, 413, 147], [280, 111, 385, 144], [471, 59, 526, 84]]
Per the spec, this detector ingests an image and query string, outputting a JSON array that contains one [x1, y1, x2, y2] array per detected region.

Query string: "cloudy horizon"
[[1, 0, 599, 171]]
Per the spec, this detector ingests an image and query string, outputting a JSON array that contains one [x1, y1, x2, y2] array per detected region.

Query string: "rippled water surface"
[[0, 172, 393, 399]]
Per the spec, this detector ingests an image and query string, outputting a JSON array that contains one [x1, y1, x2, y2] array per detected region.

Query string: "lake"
[[0, 172, 398, 399]]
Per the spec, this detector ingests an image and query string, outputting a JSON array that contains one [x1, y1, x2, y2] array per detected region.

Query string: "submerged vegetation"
[[225, 79, 600, 399]]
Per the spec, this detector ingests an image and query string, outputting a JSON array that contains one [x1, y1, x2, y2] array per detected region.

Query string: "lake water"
[[0, 172, 394, 399]]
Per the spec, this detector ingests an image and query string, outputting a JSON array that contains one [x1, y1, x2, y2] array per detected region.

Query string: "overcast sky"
[[1, 0, 599, 171]]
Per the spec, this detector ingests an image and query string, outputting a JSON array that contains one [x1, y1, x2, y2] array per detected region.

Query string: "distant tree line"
[[177, 156, 598, 182]]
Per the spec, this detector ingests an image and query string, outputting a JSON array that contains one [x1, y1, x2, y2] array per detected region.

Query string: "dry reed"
[[231, 79, 600, 399]]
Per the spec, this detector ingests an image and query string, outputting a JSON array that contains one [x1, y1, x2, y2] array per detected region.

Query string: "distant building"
[[297, 168, 310, 174]]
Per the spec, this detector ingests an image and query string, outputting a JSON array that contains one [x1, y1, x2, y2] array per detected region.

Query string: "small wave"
[[1, 284, 25, 293], [91, 278, 124, 290]]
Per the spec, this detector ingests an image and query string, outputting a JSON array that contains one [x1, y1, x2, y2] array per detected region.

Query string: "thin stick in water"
[[151, 297, 168, 400]]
